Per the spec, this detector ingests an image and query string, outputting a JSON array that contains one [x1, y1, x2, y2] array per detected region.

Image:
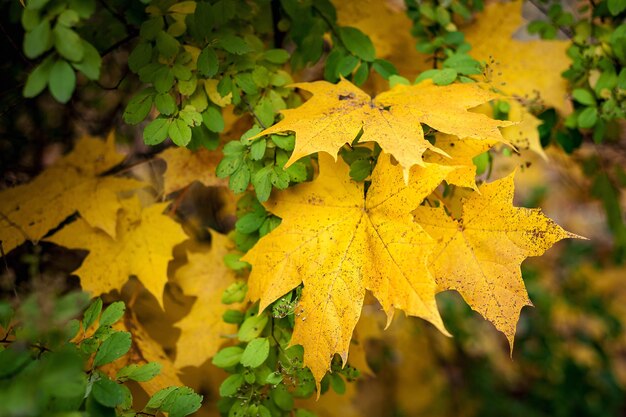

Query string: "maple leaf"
[[46, 197, 187, 307], [243, 153, 455, 385], [0, 135, 143, 252], [159, 147, 227, 195], [425, 133, 497, 190], [464, 0, 571, 113], [250, 79, 511, 180], [413, 173, 582, 346], [501, 101, 547, 160], [173, 231, 240, 368]]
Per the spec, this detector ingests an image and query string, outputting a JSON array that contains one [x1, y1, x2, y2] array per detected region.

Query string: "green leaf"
[[72, 40, 101, 80], [169, 118, 192, 146], [129, 43, 153, 73], [173, 64, 192, 81], [140, 17, 164, 40], [578, 107, 598, 129], [155, 93, 177, 115], [92, 377, 126, 407], [238, 313, 268, 342], [156, 31, 180, 59], [270, 167, 290, 189], [146, 386, 177, 409], [94, 331, 132, 366], [252, 166, 273, 202], [123, 90, 154, 125], [472, 151, 490, 176], [372, 59, 398, 80], [216, 155, 243, 177], [270, 384, 294, 411], [143, 118, 169, 145], [197, 47, 218, 77], [236, 211, 266, 234], [350, 158, 372, 181], [219, 374, 245, 397], [83, 298, 103, 331], [572, 88, 596, 106], [263, 49, 290, 64], [608, 0, 626, 15], [117, 362, 162, 382], [154, 66, 175, 93], [203, 106, 224, 132], [271, 134, 295, 151], [161, 387, 203, 417], [339, 26, 376, 62], [218, 34, 252, 55], [24, 19, 51, 59], [250, 139, 267, 160], [0, 302, 15, 330], [432, 68, 458, 86], [212, 346, 244, 368], [54, 25, 84, 62], [99, 301, 125, 326], [230, 164, 251, 193], [337, 55, 359, 77], [353, 62, 369, 86], [23, 56, 53, 98], [324, 49, 344, 82], [240, 338, 270, 368], [221, 281, 247, 304], [49, 59, 76, 103], [222, 308, 245, 324], [329, 373, 346, 394]]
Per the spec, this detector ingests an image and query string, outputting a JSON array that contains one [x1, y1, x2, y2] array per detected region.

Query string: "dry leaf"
[[159, 147, 227, 195]]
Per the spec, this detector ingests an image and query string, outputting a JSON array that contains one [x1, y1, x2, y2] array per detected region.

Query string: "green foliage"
[[0, 295, 201, 417]]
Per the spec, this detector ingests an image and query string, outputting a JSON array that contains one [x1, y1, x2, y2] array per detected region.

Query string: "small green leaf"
[[124, 90, 154, 125], [197, 46, 218, 77], [271, 134, 295, 151], [216, 155, 243, 178], [337, 55, 359, 77], [94, 331, 132, 366], [432, 68, 457, 86], [117, 362, 162, 382], [154, 67, 175, 93], [49, 59, 76, 103], [222, 308, 245, 324], [222, 281, 247, 304], [24, 19, 51, 59], [218, 34, 252, 55], [572, 88, 596, 106], [238, 313, 268, 342], [146, 386, 177, 409], [372, 59, 398, 80], [54, 25, 84, 62], [144, 118, 170, 145], [250, 138, 267, 160], [203, 106, 224, 132], [212, 346, 244, 368], [128, 43, 153, 73], [236, 211, 266, 234], [72, 40, 101, 80], [169, 118, 192, 146], [353, 62, 369, 86], [270, 384, 294, 411], [161, 387, 203, 417], [329, 373, 346, 394], [155, 93, 177, 115], [99, 301, 126, 326], [92, 377, 126, 407], [23, 56, 53, 98], [83, 298, 103, 331], [577, 107, 598, 129], [339, 27, 376, 62], [350, 158, 372, 181], [230, 165, 251, 193], [219, 374, 245, 397], [252, 166, 273, 202], [240, 338, 270, 368], [263, 49, 290, 64], [156, 31, 180, 59]]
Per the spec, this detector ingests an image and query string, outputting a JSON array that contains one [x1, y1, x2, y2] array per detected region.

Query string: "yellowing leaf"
[[243, 153, 454, 385], [159, 147, 227, 194], [173, 231, 240, 368], [425, 133, 497, 190], [251, 79, 511, 180], [0, 135, 143, 252], [47, 197, 187, 306], [204, 79, 232, 107], [413, 173, 581, 346], [464, 0, 571, 113]]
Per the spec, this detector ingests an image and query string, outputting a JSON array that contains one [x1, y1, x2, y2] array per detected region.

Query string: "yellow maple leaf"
[[243, 153, 454, 386], [173, 231, 240, 368], [464, 0, 571, 114], [425, 133, 497, 190], [0, 135, 143, 252], [413, 173, 581, 346], [159, 147, 227, 195], [502, 101, 547, 160], [46, 197, 187, 306], [250, 79, 511, 180]]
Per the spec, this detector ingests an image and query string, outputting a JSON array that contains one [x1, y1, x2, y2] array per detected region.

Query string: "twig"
[[243, 97, 267, 129]]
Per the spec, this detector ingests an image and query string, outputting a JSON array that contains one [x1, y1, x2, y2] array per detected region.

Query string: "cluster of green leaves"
[[530, 0, 626, 142], [404, 0, 484, 85], [21, 0, 103, 103], [0, 294, 201, 417], [214, 287, 358, 417]]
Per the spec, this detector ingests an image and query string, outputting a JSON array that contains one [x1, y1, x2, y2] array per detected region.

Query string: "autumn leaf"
[[425, 133, 497, 190], [464, 0, 571, 113], [47, 197, 187, 306], [159, 147, 227, 195], [413, 173, 581, 346], [243, 153, 454, 385], [0, 134, 143, 252], [250, 78, 511, 180], [501, 101, 547, 160], [173, 231, 240, 368]]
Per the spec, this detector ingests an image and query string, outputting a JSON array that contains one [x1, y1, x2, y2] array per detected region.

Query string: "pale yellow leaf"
[[46, 197, 187, 306], [159, 147, 227, 195]]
